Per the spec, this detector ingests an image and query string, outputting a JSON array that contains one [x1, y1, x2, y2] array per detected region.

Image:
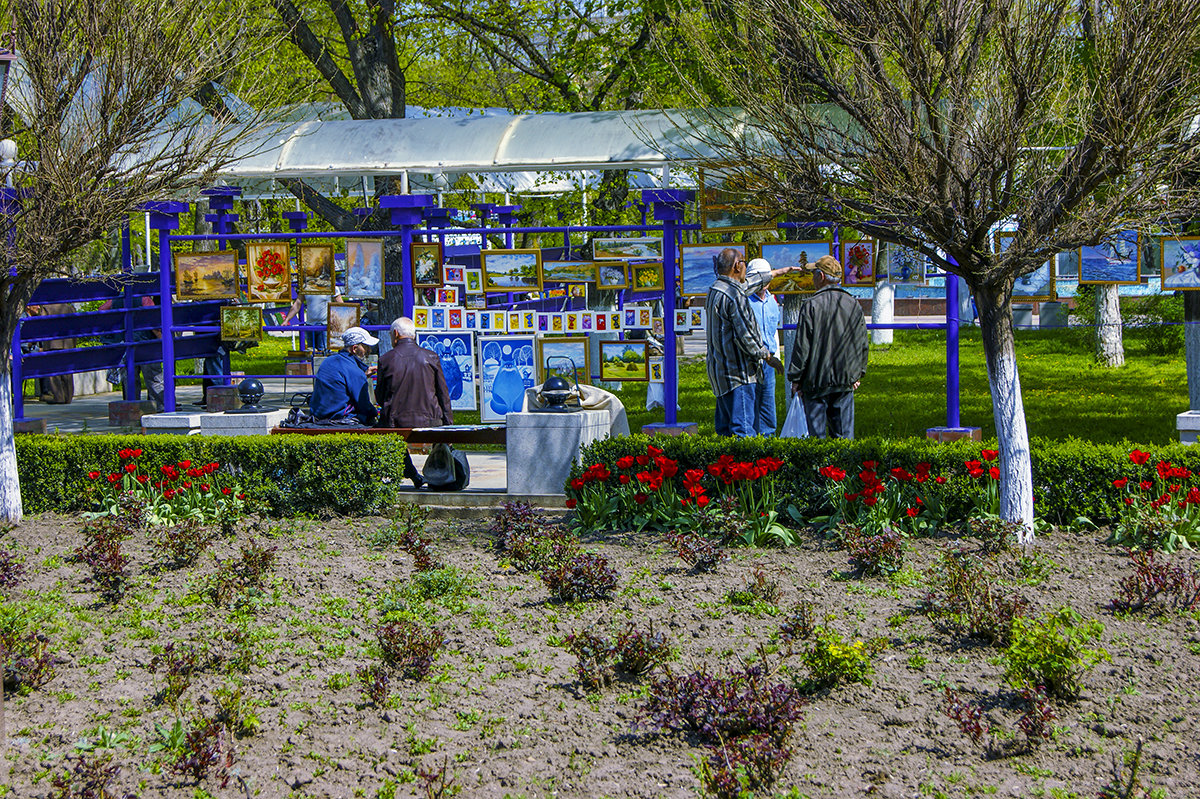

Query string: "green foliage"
[[16, 434, 414, 517], [1001, 608, 1109, 699], [1129, 293, 1185, 356], [799, 627, 877, 689]]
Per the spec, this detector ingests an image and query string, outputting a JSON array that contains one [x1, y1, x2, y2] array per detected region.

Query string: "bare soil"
[[4, 513, 1199, 798]]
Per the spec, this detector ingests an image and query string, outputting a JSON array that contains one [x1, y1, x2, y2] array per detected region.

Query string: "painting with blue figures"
[[479, 336, 535, 423], [1161, 237, 1200, 290], [417, 332, 477, 411], [1080, 230, 1139, 284]]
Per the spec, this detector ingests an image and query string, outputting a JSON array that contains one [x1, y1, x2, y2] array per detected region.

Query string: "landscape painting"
[[681, 243, 747, 297], [593, 237, 664, 260], [535, 336, 590, 385], [479, 335, 535, 422], [994, 232, 1055, 301], [346, 238, 385, 299], [175, 250, 238, 300], [541, 261, 596, 283], [417, 332, 477, 411], [1080, 230, 1140, 285], [219, 306, 262, 342], [412, 242, 444, 289], [841, 240, 877, 288], [326, 302, 360, 349], [760, 241, 831, 293], [298, 245, 336, 295], [244, 241, 292, 302], [482, 249, 542, 292], [599, 340, 649, 382], [1161, 236, 1200, 290]]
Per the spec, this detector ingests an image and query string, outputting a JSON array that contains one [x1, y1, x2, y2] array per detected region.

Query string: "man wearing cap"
[[310, 326, 379, 426], [787, 255, 869, 439], [705, 248, 797, 437], [745, 258, 786, 435]]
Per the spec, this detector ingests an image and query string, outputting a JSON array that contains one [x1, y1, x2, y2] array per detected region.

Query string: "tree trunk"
[[0, 359, 21, 524], [871, 281, 894, 345], [1094, 283, 1125, 367], [975, 281, 1035, 544], [1186, 292, 1200, 409]]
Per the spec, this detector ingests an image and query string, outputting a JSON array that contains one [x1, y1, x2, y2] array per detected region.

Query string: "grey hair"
[[391, 317, 416, 339], [715, 247, 741, 275]]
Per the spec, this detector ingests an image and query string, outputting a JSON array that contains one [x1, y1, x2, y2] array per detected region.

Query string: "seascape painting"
[[482, 249, 542, 292], [1080, 230, 1140, 285], [417, 332, 477, 411], [346, 238, 385, 299], [681, 243, 747, 296], [1161, 236, 1200, 290], [759, 242, 831, 293], [479, 336, 535, 422], [593, 237, 664, 260], [994, 232, 1055, 301], [175, 250, 238, 300]]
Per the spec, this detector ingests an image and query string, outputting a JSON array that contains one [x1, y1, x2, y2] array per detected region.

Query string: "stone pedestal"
[[142, 411, 205, 435], [14, 418, 46, 434], [1039, 301, 1068, 329], [1177, 410, 1200, 444], [1012, 304, 1034, 330], [926, 426, 983, 444], [642, 422, 698, 437], [108, 400, 157, 427], [206, 386, 239, 413], [506, 409, 608, 495], [199, 409, 290, 437]]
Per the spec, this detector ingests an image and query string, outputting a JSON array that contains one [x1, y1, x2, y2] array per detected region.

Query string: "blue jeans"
[[306, 330, 328, 352], [754, 367, 777, 436], [803, 390, 856, 439], [715, 383, 757, 437]]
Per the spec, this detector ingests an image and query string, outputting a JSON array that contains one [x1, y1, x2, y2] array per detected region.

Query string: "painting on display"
[[681, 243, 747, 297], [1161, 236, 1200, 290], [674, 309, 691, 332], [244, 241, 291, 302], [884, 244, 928, 285], [759, 241, 831, 293], [840, 240, 877, 288], [413, 307, 430, 330], [219, 306, 262, 343], [410, 242, 443, 289], [448, 308, 463, 329], [482, 249, 542, 293], [629, 262, 664, 292], [689, 307, 706, 330], [568, 284, 587, 299], [346, 238, 385, 299], [296, 245, 336, 296], [550, 314, 565, 333], [464, 268, 483, 295], [994, 232, 1055, 301], [479, 336, 535, 422], [443, 265, 465, 284], [1080, 230, 1140, 285], [699, 167, 780, 232], [599, 340, 649, 382], [417, 332, 477, 411], [542, 260, 596, 283], [596, 262, 628, 291], [435, 286, 459, 305], [535, 337, 590, 385], [593, 237, 664, 261], [649, 357, 664, 383], [326, 302, 360, 349], [431, 307, 446, 330], [175, 250, 238, 300]]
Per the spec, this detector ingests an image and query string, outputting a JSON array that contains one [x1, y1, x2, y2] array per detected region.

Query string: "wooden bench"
[[269, 425, 507, 446]]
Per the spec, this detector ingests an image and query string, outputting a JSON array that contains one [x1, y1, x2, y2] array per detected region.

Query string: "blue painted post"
[[143, 201, 188, 412], [282, 211, 308, 350], [121, 221, 137, 401], [202, 186, 241, 252], [495, 205, 521, 250], [380, 195, 434, 318], [946, 268, 961, 428], [2, 187, 23, 420], [643, 189, 695, 428]]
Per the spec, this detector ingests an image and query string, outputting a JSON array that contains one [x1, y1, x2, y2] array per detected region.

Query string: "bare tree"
[[0, 0, 282, 522], [663, 0, 1200, 541]]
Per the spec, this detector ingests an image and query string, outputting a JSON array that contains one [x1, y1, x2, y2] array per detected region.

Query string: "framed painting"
[[465, 294, 487, 309], [522, 310, 537, 332], [699, 166, 780, 232], [443, 265, 465, 284], [219, 306, 262, 343], [649, 357, 664, 383], [346, 238, 385, 299], [568, 284, 587, 299], [593, 236, 664, 261], [1080, 230, 1140, 285], [595, 262, 628, 291], [840, 239, 877, 288], [542, 260, 597, 283], [479, 335, 536, 422], [564, 312, 581, 333], [508, 311, 522, 332], [412, 241, 444, 289], [431, 307, 446, 330], [884, 244, 928, 285], [651, 317, 664, 337], [595, 313, 608, 332], [464, 267, 484, 295], [680, 243, 747, 297], [760, 241, 832, 293], [674, 309, 691, 332], [417, 332, 477, 411], [413, 306, 430, 330], [436, 286, 459, 305], [994, 232, 1055, 301], [244, 241, 291, 302], [535, 336, 590, 385], [599, 340, 649, 382], [482, 249, 542, 293], [606, 312, 622, 331], [550, 314, 565, 334], [175, 250, 238, 300], [581, 312, 594, 332], [297, 244, 336, 295], [447, 308, 463, 329], [326, 302, 360, 349], [629, 262, 664, 292], [689, 307, 706, 330], [1161, 236, 1200, 290]]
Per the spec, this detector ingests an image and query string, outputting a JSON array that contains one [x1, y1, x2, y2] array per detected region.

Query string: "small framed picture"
[[535, 336, 591, 385], [298, 244, 336, 295], [346, 239, 385, 299], [674, 309, 691, 332], [448, 308, 463, 329], [689, 307, 706, 330], [412, 241, 444, 289], [220, 306, 262, 343], [482, 248, 543, 293], [414, 307, 430, 330], [840, 239, 877, 288], [464, 294, 486, 309], [593, 236, 664, 260], [551, 314, 565, 333], [175, 250, 239, 300], [629, 262, 665, 292], [651, 317, 665, 337], [596, 262, 628, 291], [568, 284, 587, 299], [326, 302, 361, 349], [537, 312, 552, 332], [595, 313, 608, 332], [1161, 236, 1200, 290], [436, 286, 459, 305], [508, 311, 522, 331], [444, 265, 465, 284], [244, 241, 291, 302], [565, 312, 580, 333], [523, 311, 536, 332], [599, 340, 649, 381], [607, 312, 622, 331], [464, 268, 484, 295], [622, 308, 637, 328], [431, 307, 447, 330], [638, 307, 652, 328], [465, 310, 479, 329], [649, 357, 664, 383]]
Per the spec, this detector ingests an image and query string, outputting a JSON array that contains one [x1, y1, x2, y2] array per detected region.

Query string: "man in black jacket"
[[787, 255, 869, 439]]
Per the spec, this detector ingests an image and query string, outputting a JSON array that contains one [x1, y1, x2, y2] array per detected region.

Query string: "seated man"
[[310, 327, 378, 426], [376, 317, 453, 488]]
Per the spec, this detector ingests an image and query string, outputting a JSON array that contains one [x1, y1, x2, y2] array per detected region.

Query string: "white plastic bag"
[[780, 394, 808, 438]]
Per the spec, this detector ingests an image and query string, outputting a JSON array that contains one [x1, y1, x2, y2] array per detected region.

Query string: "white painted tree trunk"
[[976, 283, 1035, 544], [871, 281, 894, 345], [1094, 283, 1125, 367], [0, 366, 20, 523]]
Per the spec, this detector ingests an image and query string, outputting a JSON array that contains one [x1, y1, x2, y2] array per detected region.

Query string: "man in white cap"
[[745, 257, 787, 435], [310, 326, 379, 425]]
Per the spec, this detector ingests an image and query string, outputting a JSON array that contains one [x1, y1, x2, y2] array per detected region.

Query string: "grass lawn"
[[225, 326, 1187, 445]]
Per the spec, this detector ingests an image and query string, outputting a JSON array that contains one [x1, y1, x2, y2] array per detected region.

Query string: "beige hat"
[[804, 255, 842, 280]]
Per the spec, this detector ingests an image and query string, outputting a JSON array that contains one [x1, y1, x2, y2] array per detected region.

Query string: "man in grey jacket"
[[787, 255, 869, 439]]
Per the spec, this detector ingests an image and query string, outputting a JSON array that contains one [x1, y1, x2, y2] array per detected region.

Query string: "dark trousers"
[[803, 390, 856, 439], [404, 452, 422, 486]]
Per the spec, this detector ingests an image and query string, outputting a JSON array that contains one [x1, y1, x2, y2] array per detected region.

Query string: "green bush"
[[1001, 607, 1108, 699], [16, 434, 412, 517], [578, 434, 1200, 528], [799, 627, 877, 689]]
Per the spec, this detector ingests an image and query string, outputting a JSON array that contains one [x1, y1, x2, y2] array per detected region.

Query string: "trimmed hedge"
[[577, 434, 1199, 527], [16, 434, 413, 517]]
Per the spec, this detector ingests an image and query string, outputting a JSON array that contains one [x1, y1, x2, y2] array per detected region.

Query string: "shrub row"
[[577, 434, 1192, 527], [17, 434, 412, 517]]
